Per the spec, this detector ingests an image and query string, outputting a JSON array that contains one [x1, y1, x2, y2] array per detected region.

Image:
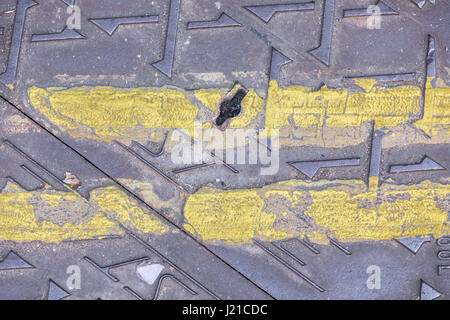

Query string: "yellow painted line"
[[184, 179, 450, 245], [28, 86, 199, 141], [20, 80, 450, 244], [0, 181, 168, 242], [415, 78, 450, 136], [27, 84, 264, 143], [27, 79, 449, 147]]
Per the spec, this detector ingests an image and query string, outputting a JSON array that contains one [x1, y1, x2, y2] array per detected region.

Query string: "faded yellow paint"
[[0, 182, 168, 242], [265, 79, 422, 131], [305, 181, 449, 242], [183, 179, 449, 244], [40, 193, 76, 207], [0, 188, 121, 242], [183, 187, 288, 244], [194, 89, 223, 113], [28, 85, 265, 143], [263, 78, 449, 148], [27, 80, 449, 150], [344, 81, 420, 124], [91, 185, 169, 235], [353, 78, 377, 91], [28, 86, 200, 141], [265, 80, 347, 130], [118, 178, 184, 222], [414, 78, 450, 136]]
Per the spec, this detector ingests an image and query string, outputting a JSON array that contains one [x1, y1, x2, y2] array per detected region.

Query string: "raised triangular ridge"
[[420, 280, 441, 300], [61, 0, 75, 6], [377, 1, 398, 14], [269, 48, 292, 81], [395, 236, 431, 254], [90, 16, 158, 36], [289, 159, 360, 179], [187, 13, 241, 29], [308, 46, 330, 66], [31, 27, 85, 42], [245, 2, 314, 23], [390, 156, 445, 173], [377, 1, 397, 14], [47, 280, 70, 300], [0, 251, 34, 270], [289, 162, 321, 178], [410, 0, 426, 9]]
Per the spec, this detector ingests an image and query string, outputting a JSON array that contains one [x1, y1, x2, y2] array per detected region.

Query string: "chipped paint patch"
[[91, 185, 169, 235], [266, 80, 348, 131], [265, 79, 449, 147], [0, 182, 168, 242], [414, 78, 450, 136], [28, 86, 200, 142], [27, 80, 449, 148], [1, 114, 40, 135], [183, 179, 449, 245], [183, 187, 288, 244], [0, 186, 121, 242], [266, 79, 422, 131], [27, 84, 265, 143], [118, 178, 184, 222], [305, 181, 449, 243]]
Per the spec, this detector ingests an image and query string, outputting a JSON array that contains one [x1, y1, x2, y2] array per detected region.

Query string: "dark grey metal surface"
[[0, 0, 448, 300]]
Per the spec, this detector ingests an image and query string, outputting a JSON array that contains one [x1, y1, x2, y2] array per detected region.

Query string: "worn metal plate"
[[0, 0, 449, 300]]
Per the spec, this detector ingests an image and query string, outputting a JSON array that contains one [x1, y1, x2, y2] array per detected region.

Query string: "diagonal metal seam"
[[126, 231, 218, 300], [2, 137, 224, 298], [0, 137, 262, 300], [83, 233, 220, 300], [0, 94, 276, 300]]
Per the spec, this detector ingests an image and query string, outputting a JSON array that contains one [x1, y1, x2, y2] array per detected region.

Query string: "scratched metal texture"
[[0, 0, 449, 300]]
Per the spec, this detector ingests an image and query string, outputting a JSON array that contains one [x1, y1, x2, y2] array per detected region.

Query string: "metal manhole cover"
[[0, 0, 448, 302]]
